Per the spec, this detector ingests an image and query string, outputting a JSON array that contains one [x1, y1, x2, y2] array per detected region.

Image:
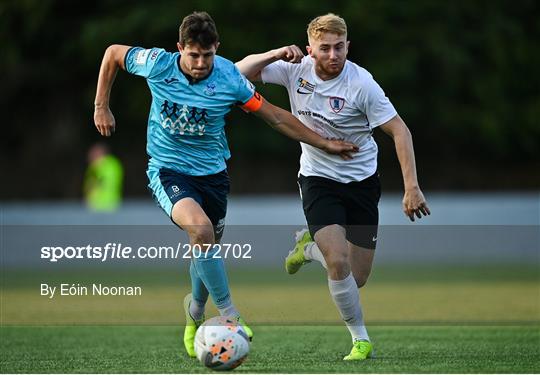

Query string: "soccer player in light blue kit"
[[93, 11, 358, 358]]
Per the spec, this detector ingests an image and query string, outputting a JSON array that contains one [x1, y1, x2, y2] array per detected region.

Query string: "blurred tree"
[[1, 0, 538, 199]]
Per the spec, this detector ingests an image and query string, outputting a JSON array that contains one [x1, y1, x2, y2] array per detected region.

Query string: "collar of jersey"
[[176, 54, 215, 85]]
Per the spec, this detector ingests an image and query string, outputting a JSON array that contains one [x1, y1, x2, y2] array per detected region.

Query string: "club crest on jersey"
[[204, 82, 216, 96], [329, 97, 345, 113]]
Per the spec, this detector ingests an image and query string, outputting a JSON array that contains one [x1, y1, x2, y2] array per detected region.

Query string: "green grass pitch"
[[1, 266, 539, 372], [1, 325, 539, 373]]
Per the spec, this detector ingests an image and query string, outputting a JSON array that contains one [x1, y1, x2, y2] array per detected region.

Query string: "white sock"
[[189, 299, 205, 321], [328, 273, 369, 342], [304, 242, 328, 269], [218, 303, 240, 318]]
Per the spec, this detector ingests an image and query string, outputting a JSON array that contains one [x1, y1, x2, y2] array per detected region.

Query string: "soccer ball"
[[194, 316, 250, 371]]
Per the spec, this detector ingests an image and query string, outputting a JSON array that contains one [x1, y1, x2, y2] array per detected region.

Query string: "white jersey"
[[261, 56, 397, 183]]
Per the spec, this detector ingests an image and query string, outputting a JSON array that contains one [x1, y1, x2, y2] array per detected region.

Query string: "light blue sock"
[[192, 245, 238, 317], [189, 261, 208, 320]]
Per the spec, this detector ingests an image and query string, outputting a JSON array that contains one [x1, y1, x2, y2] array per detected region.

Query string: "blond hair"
[[307, 13, 347, 42]]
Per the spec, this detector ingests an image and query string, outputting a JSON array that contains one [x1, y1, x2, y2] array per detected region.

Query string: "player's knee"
[[326, 253, 349, 275], [188, 224, 215, 246]]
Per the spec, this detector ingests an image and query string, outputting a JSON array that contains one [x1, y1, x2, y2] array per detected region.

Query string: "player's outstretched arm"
[[379, 115, 431, 221], [250, 97, 358, 160], [235, 45, 303, 82], [94, 44, 131, 137]]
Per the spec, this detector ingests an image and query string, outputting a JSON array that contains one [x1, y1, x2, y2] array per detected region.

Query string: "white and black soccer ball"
[[194, 316, 250, 371]]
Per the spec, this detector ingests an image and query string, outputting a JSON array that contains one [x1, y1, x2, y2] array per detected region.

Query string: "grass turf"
[[2, 266, 539, 324], [2, 266, 539, 372], [1, 325, 539, 373]]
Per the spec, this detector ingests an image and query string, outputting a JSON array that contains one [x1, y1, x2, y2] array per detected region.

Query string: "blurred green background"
[[1, 0, 539, 199]]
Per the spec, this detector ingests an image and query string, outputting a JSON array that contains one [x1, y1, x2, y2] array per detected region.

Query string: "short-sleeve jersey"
[[125, 47, 255, 176], [261, 56, 397, 183]]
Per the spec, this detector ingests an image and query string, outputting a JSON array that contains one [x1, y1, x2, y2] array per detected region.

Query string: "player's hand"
[[323, 139, 359, 160], [402, 187, 430, 221], [272, 45, 304, 63], [94, 106, 116, 137]]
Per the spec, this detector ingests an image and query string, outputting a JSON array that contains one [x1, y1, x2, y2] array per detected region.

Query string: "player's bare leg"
[[173, 198, 252, 357], [173, 198, 214, 357], [348, 242, 375, 288], [313, 225, 373, 360], [314, 225, 350, 279]]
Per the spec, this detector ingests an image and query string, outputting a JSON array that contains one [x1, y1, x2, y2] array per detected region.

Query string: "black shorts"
[[298, 173, 381, 249], [148, 167, 230, 240]]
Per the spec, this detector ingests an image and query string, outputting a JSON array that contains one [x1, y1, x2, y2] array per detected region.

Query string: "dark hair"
[[179, 11, 219, 48]]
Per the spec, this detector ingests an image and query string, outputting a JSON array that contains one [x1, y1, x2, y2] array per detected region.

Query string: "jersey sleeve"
[[124, 47, 169, 79], [260, 60, 291, 87], [233, 67, 257, 105], [357, 75, 398, 129]]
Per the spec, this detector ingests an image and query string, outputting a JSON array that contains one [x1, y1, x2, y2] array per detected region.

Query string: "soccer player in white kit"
[[236, 13, 430, 360]]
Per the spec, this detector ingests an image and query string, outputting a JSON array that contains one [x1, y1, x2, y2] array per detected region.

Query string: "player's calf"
[[353, 274, 369, 288]]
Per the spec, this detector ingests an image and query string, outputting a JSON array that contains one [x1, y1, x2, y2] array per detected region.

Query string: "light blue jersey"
[[125, 47, 255, 176]]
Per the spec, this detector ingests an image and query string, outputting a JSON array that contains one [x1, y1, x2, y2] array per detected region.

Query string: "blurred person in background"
[[83, 142, 123, 212], [237, 13, 430, 361]]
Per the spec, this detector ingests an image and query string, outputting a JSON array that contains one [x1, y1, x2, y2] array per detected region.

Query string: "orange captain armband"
[[239, 92, 264, 113]]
